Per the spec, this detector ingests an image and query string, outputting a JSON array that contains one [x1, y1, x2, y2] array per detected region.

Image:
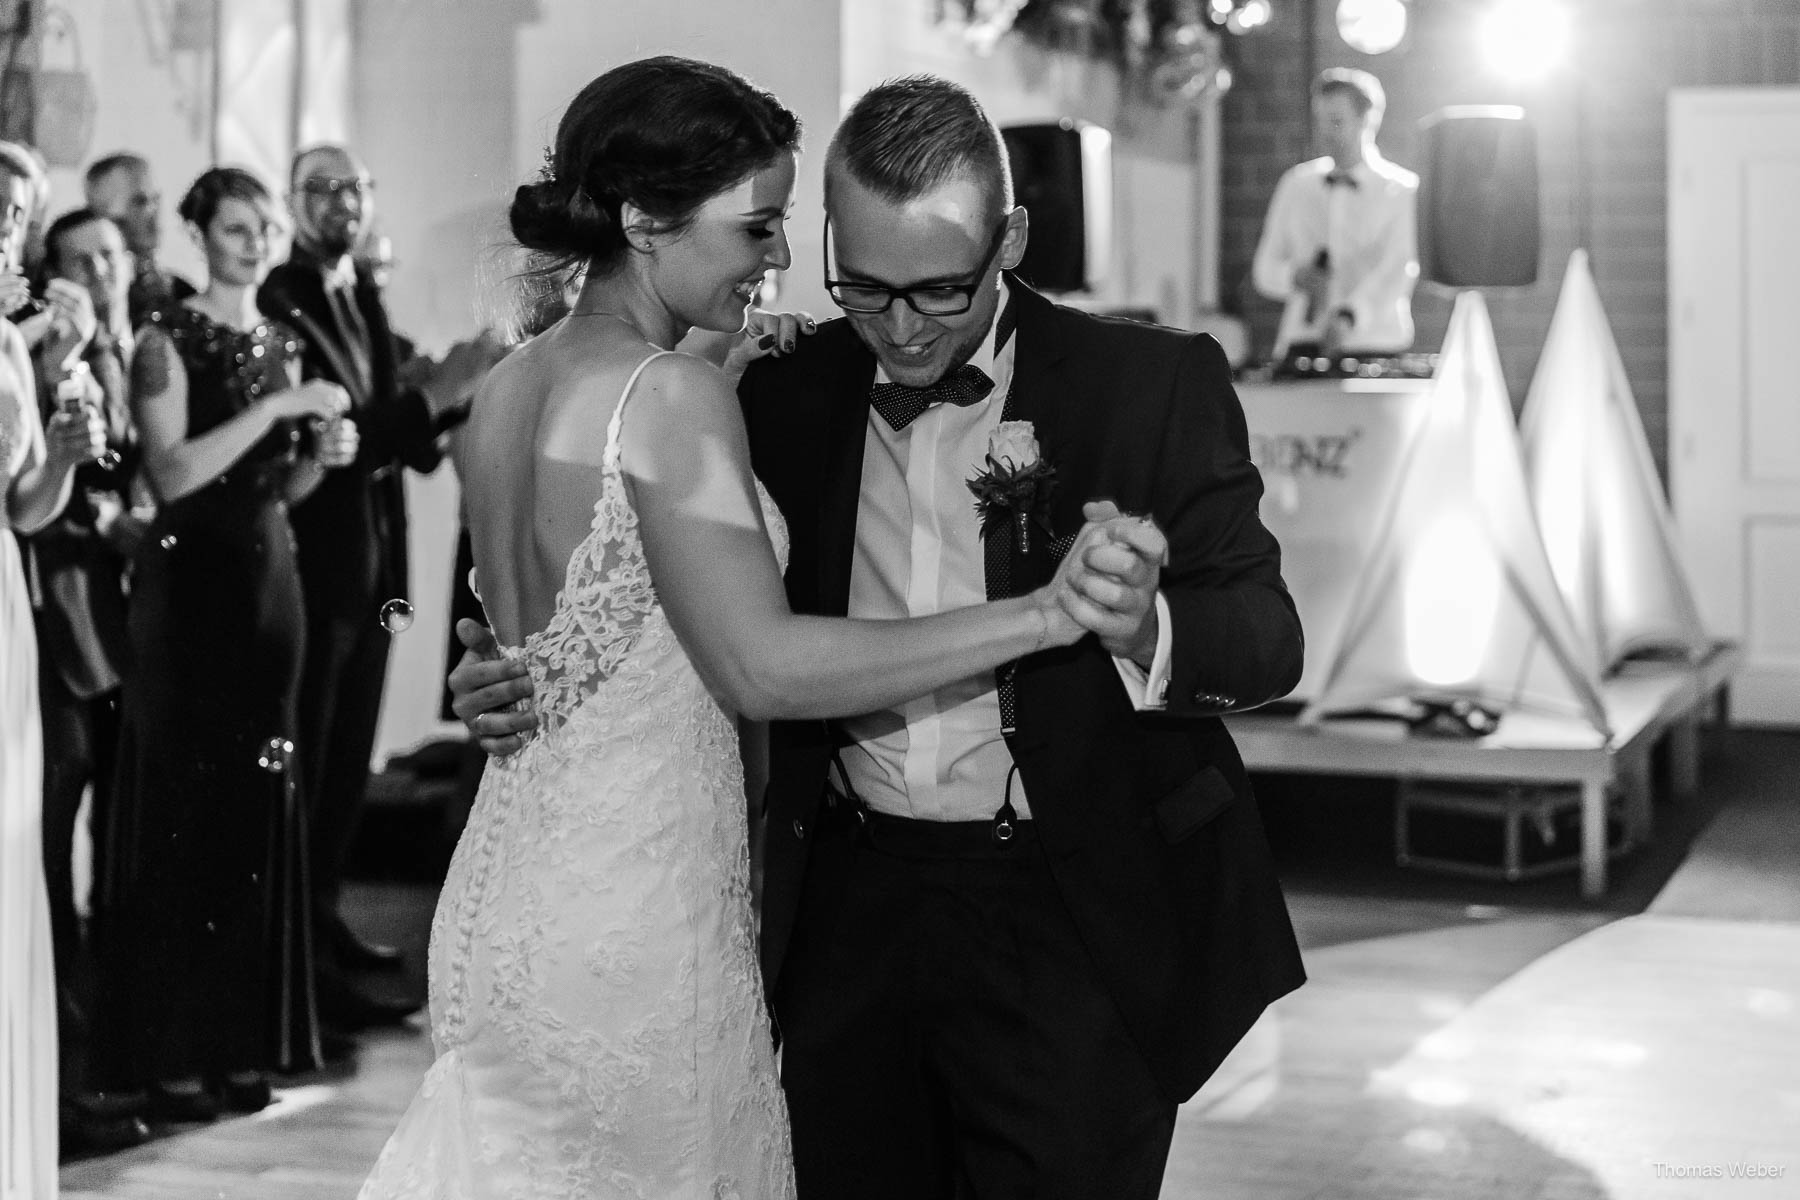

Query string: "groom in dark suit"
[[454, 75, 1304, 1199]]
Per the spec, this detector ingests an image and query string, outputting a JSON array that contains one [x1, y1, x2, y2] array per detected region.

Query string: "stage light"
[[1404, 513, 1499, 687], [1478, 0, 1571, 80], [1228, 0, 1273, 35], [1336, 0, 1408, 55]]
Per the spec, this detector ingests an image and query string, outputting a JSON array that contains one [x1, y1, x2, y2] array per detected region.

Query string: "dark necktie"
[[868, 362, 994, 432], [86, 335, 131, 451], [1325, 168, 1359, 189], [328, 278, 375, 396]]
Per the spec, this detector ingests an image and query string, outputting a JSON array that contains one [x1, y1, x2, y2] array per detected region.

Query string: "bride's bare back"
[[460, 316, 666, 650]]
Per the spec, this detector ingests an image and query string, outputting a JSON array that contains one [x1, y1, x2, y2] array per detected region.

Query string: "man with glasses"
[[452, 74, 1304, 1200], [258, 144, 501, 1036], [84, 152, 195, 326]]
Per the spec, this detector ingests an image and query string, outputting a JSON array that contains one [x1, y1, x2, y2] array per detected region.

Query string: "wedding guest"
[[258, 144, 503, 1025], [25, 208, 153, 1150], [1, 142, 84, 358], [84, 152, 196, 326], [2, 143, 107, 1199], [96, 167, 358, 1123]]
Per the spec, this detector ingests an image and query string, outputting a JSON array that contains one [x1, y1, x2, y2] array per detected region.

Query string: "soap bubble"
[[379, 598, 415, 634], [258, 736, 295, 774]]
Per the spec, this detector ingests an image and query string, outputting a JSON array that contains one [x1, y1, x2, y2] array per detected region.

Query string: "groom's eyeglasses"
[[823, 213, 1009, 316]]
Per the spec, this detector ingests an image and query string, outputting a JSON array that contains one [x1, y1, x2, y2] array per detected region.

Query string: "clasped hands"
[[1037, 500, 1168, 666], [448, 500, 1169, 757]]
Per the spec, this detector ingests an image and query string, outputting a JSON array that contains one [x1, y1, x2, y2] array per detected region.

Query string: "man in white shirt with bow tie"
[[1253, 67, 1419, 358]]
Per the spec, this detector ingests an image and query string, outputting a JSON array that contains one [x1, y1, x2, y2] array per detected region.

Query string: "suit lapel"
[[277, 271, 374, 410], [986, 279, 1070, 600], [816, 339, 877, 618]]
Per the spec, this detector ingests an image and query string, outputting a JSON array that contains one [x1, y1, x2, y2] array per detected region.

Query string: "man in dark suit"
[[258, 144, 499, 1024], [27, 208, 153, 1149], [451, 76, 1304, 1199]]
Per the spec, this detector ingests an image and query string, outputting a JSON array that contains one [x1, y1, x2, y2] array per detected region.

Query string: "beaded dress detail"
[[360, 352, 794, 1199]]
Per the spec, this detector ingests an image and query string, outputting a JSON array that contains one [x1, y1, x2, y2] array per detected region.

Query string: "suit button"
[[792, 819, 807, 840]]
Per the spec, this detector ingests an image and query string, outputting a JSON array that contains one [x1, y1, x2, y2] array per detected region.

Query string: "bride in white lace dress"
[[359, 59, 1105, 1199]]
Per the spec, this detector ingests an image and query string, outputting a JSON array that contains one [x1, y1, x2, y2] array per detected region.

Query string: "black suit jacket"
[[739, 279, 1307, 1102], [258, 252, 442, 619]]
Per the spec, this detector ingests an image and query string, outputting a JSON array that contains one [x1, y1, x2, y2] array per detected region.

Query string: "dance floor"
[[60, 733, 1800, 1199], [57, 908, 1798, 1199]]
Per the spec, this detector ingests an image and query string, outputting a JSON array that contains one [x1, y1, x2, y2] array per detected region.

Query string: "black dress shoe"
[[316, 972, 421, 1030], [213, 1071, 273, 1113], [63, 1091, 153, 1155], [324, 911, 404, 971], [147, 1079, 220, 1123], [72, 1112, 153, 1153], [319, 1027, 360, 1063]]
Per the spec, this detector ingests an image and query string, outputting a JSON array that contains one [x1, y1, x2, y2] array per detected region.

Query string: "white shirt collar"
[[321, 254, 357, 292]]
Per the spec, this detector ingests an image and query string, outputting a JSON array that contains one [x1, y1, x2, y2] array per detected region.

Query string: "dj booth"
[[1233, 369, 1435, 701], [1226, 368, 1739, 897]]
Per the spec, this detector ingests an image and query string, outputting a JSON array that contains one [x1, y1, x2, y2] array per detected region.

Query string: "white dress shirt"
[[1252, 150, 1419, 356], [840, 281, 1173, 823]]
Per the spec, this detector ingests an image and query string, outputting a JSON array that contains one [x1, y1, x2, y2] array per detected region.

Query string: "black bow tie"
[[869, 362, 995, 432], [1325, 169, 1359, 189]]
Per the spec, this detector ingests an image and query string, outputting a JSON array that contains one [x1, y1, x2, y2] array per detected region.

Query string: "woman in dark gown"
[[98, 167, 359, 1121]]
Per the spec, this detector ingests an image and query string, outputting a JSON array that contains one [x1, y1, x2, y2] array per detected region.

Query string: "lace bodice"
[[359, 350, 795, 1200], [516, 350, 790, 737]]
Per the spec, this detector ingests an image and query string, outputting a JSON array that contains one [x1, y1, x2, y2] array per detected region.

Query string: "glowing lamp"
[[1478, 0, 1571, 81], [1336, 0, 1408, 55]]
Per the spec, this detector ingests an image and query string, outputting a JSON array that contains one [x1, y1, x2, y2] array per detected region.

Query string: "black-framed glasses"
[[823, 212, 1009, 316], [300, 177, 374, 199]]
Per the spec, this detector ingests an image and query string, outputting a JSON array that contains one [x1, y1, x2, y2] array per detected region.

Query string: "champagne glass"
[[56, 361, 119, 470]]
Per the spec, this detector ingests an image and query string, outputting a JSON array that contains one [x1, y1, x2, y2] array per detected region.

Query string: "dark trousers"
[[38, 675, 120, 1016], [777, 812, 1177, 1200], [297, 609, 390, 930]]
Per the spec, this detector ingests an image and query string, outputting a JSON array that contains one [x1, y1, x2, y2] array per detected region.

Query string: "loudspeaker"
[[1000, 120, 1112, 293], [1417, 106, 1540, 288]]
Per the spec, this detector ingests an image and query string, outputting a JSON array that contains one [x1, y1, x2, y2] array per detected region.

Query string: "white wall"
[[45, 0, 215, 284]]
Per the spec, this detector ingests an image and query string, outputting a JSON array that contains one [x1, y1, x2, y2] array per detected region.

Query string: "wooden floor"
[[59, 733, 1800, 1199]]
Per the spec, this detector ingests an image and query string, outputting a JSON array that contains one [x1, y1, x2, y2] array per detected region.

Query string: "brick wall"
[[1219, 0, 1800, 476]]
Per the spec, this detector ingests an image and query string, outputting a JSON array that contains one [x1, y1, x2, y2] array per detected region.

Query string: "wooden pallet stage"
[[1225, 642, 1744, 897]]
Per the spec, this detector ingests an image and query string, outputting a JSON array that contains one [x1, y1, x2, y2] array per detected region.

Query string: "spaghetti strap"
[[603, 350, 680, 472]]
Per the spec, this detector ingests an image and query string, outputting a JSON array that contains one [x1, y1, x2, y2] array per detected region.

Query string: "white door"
[[1669, 89, 1800, 726]]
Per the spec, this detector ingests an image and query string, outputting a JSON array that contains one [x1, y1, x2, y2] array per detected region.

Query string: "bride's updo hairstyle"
[[511, 56, 800, 275]]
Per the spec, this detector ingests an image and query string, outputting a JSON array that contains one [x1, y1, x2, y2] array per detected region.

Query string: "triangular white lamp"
[[1520, 249, 1709, 668], [1300, 291, 1611, 736]]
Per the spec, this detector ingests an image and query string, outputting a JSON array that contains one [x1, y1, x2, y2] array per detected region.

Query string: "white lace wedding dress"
[[360, 351, 794, 1199]]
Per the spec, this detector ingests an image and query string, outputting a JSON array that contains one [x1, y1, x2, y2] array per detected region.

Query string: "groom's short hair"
[[826, 75, 1013, 222]]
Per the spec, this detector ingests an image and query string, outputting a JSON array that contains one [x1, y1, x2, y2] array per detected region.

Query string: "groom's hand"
[[449, 618, 539, 756], [1060, 500, 1167, 666]]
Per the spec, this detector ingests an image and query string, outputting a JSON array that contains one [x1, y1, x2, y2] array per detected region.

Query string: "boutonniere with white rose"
[[967, 420, 1058, 556]]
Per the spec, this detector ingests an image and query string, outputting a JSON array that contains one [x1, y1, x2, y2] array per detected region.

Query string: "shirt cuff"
[[1111, 592, 1173, 711]]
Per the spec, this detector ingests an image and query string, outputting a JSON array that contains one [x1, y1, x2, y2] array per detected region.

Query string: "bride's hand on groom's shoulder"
[[449, 618, 539, 756], [718, 308, 818, 380]]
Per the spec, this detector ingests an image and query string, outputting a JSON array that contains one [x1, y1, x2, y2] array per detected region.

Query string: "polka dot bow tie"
[[868, 363, 995, 432]]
